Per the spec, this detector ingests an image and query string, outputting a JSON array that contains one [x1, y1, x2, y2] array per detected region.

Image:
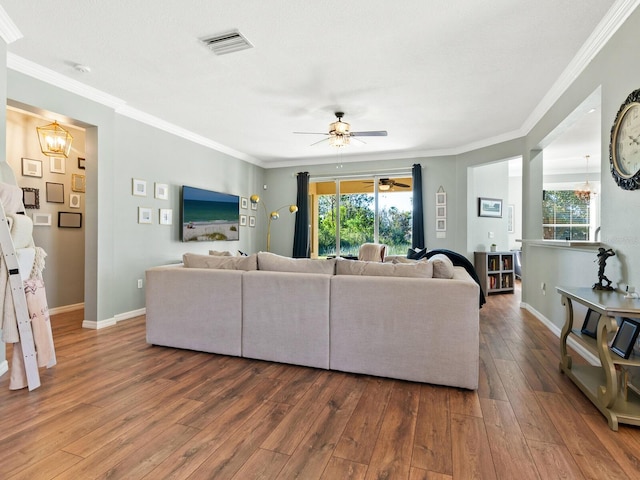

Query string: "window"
[[312, 177, 412, 257], [542, 190, 591, 240]]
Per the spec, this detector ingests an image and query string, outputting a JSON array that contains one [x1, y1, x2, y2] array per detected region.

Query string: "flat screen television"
[[181, 185, 239, 242]]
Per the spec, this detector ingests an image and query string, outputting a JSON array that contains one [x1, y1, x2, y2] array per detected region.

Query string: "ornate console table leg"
[[597, 316, 620, 409], [559, 295, 573, 372]]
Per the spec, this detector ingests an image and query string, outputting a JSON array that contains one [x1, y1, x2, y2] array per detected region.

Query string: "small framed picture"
[[58, 212, 82, 228], [22, 187, 40, 209], [50, 157, 65, 174], [138, 207, 152, 224], [436, 218, 446, 231], [436, 205, 446, 218], [478, 197, 503, 218], [155, 183, 169, 200], [78, 157, 86, 169], [251, 201, 258, 211], [249, 216, 256, 227], [241, 197, 248, 209], [436, 192, 446, 205], [21, 158, 42, 178], [32, 213, 51, 226], [580, 309, 601, 339], [46, 182, 65, 203], [611, 318, 640, 359], [71, 174, 86, 193], [240, 214, 248, 226], [69, 193, 81, 209], [159, 208, 173, 225], [132, 178, 147, 196]]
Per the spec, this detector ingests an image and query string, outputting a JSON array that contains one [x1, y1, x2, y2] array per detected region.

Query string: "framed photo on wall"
[[138, 207, 152, 224], [71, 174, 86, 193], [155, 183, 168, 200], [58, 212, 82, 228], [21, 158, 42, 178], [46, 182, 65, 203], [32, 213, 51, 226], [478, 197, 503, 218], [22, 187, 40, 209], [50, 157, 65, 174]]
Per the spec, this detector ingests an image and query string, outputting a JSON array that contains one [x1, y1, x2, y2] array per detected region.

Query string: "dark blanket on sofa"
[[422, 249, 486, 308]]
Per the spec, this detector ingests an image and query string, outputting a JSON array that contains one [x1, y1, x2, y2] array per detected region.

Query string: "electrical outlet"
[[137, 279, 143, 289]]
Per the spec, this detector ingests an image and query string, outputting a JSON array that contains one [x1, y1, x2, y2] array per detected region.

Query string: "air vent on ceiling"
[[200, 30, 253, 56]]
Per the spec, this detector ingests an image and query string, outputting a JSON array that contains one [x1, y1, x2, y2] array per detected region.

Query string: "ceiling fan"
[[294, 112, 387, 147], [364, 178, 411, 191]]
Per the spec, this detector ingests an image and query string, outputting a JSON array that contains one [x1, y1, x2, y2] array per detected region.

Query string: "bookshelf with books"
[[474, 251, 515, 295]]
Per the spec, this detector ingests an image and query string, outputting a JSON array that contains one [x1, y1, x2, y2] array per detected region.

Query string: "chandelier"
[[575, 155, 593, 202], [36, 120, 73, 158]]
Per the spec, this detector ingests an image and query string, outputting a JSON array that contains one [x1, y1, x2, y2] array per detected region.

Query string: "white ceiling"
[[1, 1, 627, 168]]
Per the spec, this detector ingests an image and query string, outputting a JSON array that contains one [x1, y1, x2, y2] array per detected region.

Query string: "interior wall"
[[508, 172, 523, 250], [6, 108, 86, 309]]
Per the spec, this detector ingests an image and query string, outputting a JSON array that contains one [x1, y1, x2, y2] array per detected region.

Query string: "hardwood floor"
[[1, 284, 639, 479]]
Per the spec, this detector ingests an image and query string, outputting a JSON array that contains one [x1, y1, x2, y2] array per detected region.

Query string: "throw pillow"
[[407, 247, 428, 260], [209, 250, 233, 256], [257, 251, 336, 274], [183, 252, 257, 270], [336, 259, 433, 278], [428, 254, 455, 279]]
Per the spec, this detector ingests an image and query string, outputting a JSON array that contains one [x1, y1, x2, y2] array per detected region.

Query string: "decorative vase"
[[490, 245, 497, 252]]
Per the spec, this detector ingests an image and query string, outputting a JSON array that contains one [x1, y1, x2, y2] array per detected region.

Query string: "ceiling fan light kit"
[[295, 112, 387, 148]]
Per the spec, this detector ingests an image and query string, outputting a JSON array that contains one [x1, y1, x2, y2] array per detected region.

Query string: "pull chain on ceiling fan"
[[294, 112, 387, 147]]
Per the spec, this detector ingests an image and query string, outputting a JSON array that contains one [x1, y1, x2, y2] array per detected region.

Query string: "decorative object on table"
[[78, 157, 86, 169], [490, 243, 497, 252], [45, 182, 64, 204], [132, 178, 147, 196], [154, 182, 168, 200], [22, 187, 39, 209], [610, 87, 640, 190], [593, 247, 615, 290], [610, 318, 640, 359], [21, 158, 42, 178], [159, 208, 172, 225], [478, 197, 502, 217], [36, 120, 73, 158], [138, 207, 152, 224], [249, 194, 297, 252], [58, 211, 82, 228], [580, 308, 601, 338], [71, 174, 86, 193], [49, 157, 65, 174]]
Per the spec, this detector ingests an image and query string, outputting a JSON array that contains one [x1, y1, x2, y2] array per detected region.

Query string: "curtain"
[[412, 163, 425, 249], [292, 171, 310, 258]]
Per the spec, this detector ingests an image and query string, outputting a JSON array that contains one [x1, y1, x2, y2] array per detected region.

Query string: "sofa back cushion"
[[257, 251, 336, 274], [183, 252, 257, 270], [336, 258, 433, 278]]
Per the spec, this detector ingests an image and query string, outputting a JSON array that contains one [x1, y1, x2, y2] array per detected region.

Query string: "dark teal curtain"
[[292, 172, 310, 258], [412, 164, 425, 249]]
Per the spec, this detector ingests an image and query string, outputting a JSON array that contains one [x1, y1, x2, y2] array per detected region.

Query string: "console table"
[[557, 286, 640, 430]]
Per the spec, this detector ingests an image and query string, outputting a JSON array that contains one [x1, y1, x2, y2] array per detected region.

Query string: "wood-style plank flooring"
[[1, 283, 639, 479]]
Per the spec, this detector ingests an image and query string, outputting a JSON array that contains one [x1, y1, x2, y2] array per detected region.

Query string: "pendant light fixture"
[[575, 155, 593, 202], [36, 120, 73, 158]]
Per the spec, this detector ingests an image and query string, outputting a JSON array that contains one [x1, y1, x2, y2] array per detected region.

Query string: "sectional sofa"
[[145, 251, 480, 389]]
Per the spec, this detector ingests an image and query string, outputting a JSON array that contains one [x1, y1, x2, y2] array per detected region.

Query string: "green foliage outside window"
[[318, 193, 412, 257], [542, 190, 590, 240]]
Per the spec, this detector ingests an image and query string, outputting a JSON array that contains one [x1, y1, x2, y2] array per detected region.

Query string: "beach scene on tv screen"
[[182, 186, 239, 242]]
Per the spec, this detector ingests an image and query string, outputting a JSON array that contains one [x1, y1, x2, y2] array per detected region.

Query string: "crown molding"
[[522, 0, 640, 134], [0, 6, 22, 44], [7, 53, 262, 167]]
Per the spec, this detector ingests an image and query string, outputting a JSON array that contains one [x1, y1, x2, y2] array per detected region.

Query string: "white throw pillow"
[[428, 254, 455, 279]]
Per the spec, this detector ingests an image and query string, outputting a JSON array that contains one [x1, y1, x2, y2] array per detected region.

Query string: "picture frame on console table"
[[580, 309, 600, 338], [611, 318, 640, 359]]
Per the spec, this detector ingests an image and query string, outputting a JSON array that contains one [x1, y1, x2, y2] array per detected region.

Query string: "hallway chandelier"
[[575, 155, 593, 202], [36, 120, 73, 158]]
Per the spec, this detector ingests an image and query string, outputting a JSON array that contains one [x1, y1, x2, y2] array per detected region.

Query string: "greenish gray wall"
[[0, 37, 5, 367]]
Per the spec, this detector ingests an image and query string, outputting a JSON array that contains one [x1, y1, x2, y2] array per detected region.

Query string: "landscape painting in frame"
[[181, 185, 239, 242]]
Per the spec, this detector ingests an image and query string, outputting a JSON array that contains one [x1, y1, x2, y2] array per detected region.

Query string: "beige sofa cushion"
[[429, 254, 455, 279], [336, 258, 433, 278], [257, 251, 336, 274], [183, 252, 257, 270]]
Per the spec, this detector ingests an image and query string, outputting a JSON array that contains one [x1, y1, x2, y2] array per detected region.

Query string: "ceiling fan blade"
[[293, 132, 329, 135], [394, 182, 410, 188], [310, 137, 330, 146], [351, 130, 388, 137]]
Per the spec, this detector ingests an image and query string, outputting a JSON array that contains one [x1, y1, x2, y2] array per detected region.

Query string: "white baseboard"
[[521, 302, 600, 366], [82, 307, 146, 330], [0, 360, 8, 378], [49, 302, 84, 315]]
